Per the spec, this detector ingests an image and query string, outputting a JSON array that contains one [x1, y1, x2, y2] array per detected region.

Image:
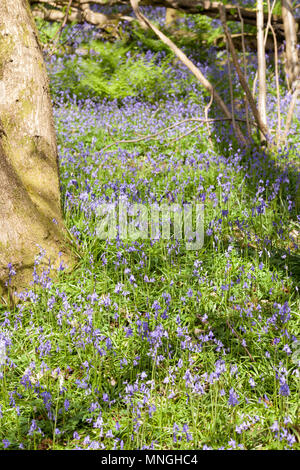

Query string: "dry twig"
[[204, 93, 214, 147]]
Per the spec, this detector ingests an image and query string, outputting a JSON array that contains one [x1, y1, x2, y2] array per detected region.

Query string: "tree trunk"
[[281, 0, 300, 90], [257, 0, 268, 135], [0, 0, 71, 297]]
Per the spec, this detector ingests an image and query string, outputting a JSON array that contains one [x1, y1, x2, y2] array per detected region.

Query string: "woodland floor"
[[0, 7, 299, 450]]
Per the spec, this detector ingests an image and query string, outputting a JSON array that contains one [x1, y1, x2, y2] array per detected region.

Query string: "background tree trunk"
[[0, 0, 71, 297], [281, 0, 300, 90], [257, 0, 268, 135]]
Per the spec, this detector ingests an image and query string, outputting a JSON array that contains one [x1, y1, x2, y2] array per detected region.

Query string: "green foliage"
[[80, 42, 172, 100], [184, 14, 223, 46], [34, 18, 60, 44], [128, 27, 171, 54], [48, 38, 174, 102], [34, 17, 77, 45]]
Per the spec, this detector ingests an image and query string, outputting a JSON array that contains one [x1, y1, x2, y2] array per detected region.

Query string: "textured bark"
[[281, 0, 300, 90], [0, 0, 71, 296], [257, 0, 268, 134], [283, 81, 300, 142]]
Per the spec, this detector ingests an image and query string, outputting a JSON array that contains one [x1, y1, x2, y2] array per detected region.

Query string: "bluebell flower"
[[228, 388, 239, 407]]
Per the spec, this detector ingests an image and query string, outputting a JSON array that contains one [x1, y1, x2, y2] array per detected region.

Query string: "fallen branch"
[[101, 117, 255, 153], [29, 0, 300, 36], [31, 1, 133, 33]]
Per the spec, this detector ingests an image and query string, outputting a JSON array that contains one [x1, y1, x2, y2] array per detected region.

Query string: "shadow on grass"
[[203, 45, 300, 287]]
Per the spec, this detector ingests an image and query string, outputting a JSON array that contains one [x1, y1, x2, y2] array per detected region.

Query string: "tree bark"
[[257, 0, 268, 135], [0, 0, 71, 297], [281, 0, 300, 90]]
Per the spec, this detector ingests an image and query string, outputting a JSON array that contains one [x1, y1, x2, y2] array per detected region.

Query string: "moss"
[[18, 82, 35, 120], [21, 98, 33, 119], [0, 89, 35, 141], [20, 22, 31, 48], [0, 114, 13, 137], [38, 58, 45, 73], [0, 33, 14, 79]]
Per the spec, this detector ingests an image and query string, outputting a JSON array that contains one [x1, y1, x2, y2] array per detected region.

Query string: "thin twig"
[[226, 319, 255, 362], [204, 93, 214, 147], [50, 0, 73, 47], [46, 19, 82, 58]]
